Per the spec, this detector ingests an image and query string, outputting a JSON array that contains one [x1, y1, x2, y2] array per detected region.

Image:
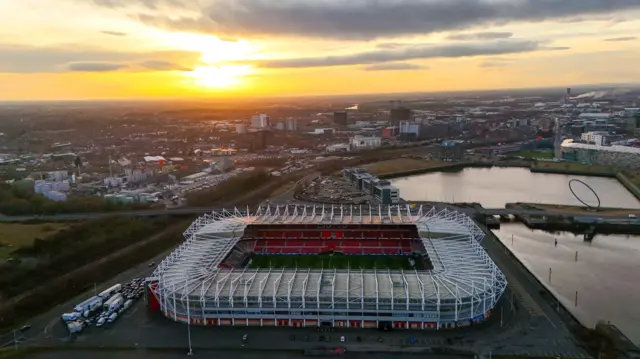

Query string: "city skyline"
[[1, 0, 640, 100]]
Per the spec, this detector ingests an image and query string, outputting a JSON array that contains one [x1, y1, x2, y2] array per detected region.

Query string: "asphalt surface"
[[21, 350, 472, 359], [3, 246, 178, 349], [1, 205, 598, 358], [2, 202, 637, 222]]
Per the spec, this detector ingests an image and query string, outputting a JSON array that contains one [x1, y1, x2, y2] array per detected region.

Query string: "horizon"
[[1, 83, 638, 105], [1, 0, 639, 101]]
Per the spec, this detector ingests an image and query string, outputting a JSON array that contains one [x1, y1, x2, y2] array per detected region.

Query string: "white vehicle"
[[340, 336, 346, 343], [96, 318, 106, 327], [98, 284, 122, 300], [107, 312, 118, 323], [67, 321, 83, 334], [74, 296, 103, 313], [629, 214, 637, 219], [61, 312, 81, 322], [103, 293, 124, 312]]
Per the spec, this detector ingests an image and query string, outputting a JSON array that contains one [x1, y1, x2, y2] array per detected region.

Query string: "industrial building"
[[349, 135, 381, 150], [438, 141, 464, 162], [342, 168, 399, 204], [580, 131, 608, 146], [561, 139, 640, 169], [147, 205, 507, 330], [399, 121, 420, 140]]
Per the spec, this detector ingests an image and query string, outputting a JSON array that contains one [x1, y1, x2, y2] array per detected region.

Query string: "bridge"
[[1, 203, 637, 222]]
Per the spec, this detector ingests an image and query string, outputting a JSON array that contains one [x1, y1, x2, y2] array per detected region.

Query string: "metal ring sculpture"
[[569, 179, 601, 209]]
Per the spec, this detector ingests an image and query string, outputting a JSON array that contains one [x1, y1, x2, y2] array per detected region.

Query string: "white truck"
[[66, 321, 83, 334], [98, 284, 122, 300], [61, 312, 81, 322], [103, 293, 124, 312], [74, 296, 103, 313]]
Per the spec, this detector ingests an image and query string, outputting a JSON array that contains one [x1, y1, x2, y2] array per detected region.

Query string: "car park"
[[60, 277, 146, 334]]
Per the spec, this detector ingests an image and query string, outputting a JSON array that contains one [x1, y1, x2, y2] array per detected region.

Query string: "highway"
[[0, 203, 638, 222]]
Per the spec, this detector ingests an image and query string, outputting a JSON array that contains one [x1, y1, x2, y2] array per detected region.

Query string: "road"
[[1, 203, 638, 222], [0, 204, 595, 358], [0, 244, 177, 349]]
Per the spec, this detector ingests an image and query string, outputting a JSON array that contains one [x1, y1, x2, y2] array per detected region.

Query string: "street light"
[[186, 272, 193, 356]]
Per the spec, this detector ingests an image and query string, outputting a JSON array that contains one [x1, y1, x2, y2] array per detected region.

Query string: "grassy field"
[[363, 158, 447, 175], [509, 150, 554, 159], [0, 223, 68, 258], [249, 253, 424, 270]]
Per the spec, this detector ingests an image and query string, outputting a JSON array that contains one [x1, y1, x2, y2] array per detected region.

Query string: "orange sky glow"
[[0, 0, 639, 100]]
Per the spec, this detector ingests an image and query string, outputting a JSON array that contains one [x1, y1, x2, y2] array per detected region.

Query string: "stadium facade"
[[147, 205, 507, 330]]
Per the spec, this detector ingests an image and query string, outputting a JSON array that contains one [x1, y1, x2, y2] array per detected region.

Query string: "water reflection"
[[394, 167, 640, 208], [494, 223, 640, 345]]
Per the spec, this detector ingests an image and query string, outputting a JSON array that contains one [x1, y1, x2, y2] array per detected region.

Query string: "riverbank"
[[500, 202, 640, 236], [374, 158, 640, 201], [507, 202, 638, 216], [481, 223, 639, 357]]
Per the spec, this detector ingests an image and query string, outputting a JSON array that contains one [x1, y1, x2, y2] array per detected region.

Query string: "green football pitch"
[[248, 253, 426, 270]]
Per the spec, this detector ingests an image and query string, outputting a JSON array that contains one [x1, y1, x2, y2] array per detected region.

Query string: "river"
[[393, 167, 640, 208], [395, 167, 640, 345]]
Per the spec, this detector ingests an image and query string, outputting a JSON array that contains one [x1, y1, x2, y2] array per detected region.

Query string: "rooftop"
[[561, 139, 640, 154], [152, 205, 506, 303]]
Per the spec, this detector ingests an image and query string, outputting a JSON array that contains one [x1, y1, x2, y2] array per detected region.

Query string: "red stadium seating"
[[226, 227, 427, 262]]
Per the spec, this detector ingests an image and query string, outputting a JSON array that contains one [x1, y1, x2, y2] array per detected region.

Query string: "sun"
[[186, 65, 254, 89], [157, 33, 259, 89]]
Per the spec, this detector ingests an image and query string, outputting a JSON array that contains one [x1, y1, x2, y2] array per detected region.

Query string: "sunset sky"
[[1, 0, 639, 100]]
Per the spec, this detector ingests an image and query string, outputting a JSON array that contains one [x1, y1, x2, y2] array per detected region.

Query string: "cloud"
[[249, 40, 565, 69], [67, 62, 128, 72], [138, 60, 192, 71], [117, 0, 640, 40], [479, 58, 514, 68], [376, 43, 405, 49], [101, 30, 128, 36], [603, 36, 637, 42], [362, 63, 425, 71], [0, 45, 200, 73], [91, 0, 185, 9], [447, 32, 513, 40]]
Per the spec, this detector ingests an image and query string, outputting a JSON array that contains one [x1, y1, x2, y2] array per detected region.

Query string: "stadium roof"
[[152, 205, 506, 305]]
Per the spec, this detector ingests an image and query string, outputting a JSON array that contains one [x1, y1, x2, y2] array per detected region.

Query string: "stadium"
[[147, 204, 507, 330]]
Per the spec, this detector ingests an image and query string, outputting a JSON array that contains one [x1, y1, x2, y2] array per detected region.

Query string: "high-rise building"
[[285, 118, 297, 131], [252, 130, 270, 151], [251, 114, 270, 128], [390, 107, 411, 125], [333, 112, 348, 126]]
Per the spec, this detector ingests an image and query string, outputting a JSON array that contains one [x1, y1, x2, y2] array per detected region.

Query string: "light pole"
[[187, 320, 193, 356], [186, 272, 193, 356]]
